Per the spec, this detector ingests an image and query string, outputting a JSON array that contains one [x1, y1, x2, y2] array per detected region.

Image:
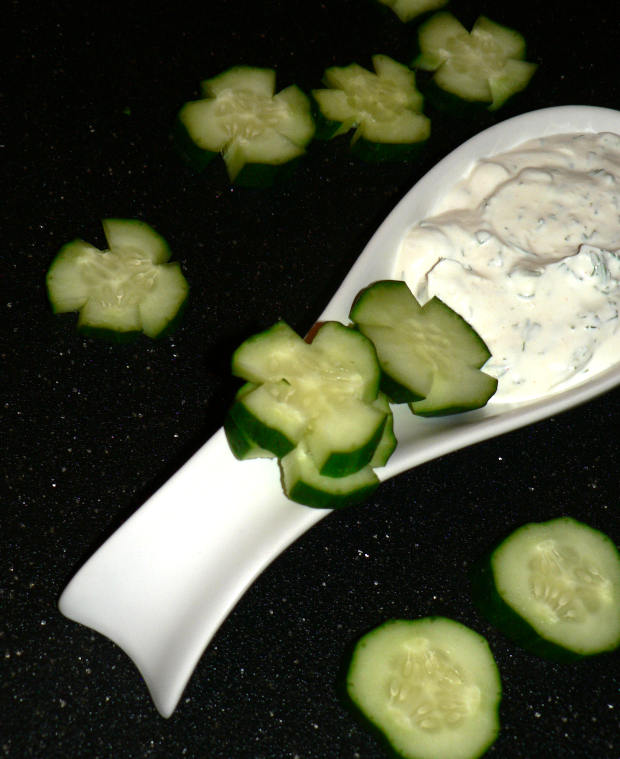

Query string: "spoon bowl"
[[59, 105, 620, 718]]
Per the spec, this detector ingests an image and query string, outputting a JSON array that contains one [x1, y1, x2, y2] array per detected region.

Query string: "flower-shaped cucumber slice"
[[312, 55, 430, 160], [377, 0, 447, 24], [176, 66, 315, 185], [368, 392, 397, 468], [350, 280, 497, 416], [46, 219, 188, 340], [227, 320, 387, 477], [224, 382, 278, 461], [413, 13, 537, 111]]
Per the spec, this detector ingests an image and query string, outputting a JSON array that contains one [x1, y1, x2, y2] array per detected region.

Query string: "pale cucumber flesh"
[[229, 321, 387, 476], [350, 280, 496, 414], [46, 220, 188, 338], [313, 55, 430, 148], [178, 66, 315, 182], [414, 13, 537, 109], [347, 618, 501, 759], [488, 518, 620, 656]]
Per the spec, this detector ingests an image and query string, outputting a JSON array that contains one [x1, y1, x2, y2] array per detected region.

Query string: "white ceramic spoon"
[[59, 105, 620, 718]]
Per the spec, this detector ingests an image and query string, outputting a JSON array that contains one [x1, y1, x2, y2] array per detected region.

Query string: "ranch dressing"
[[396, 132, 620, 403]]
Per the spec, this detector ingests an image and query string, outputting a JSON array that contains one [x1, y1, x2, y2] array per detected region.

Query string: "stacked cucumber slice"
[[224, 319, 396, 508], [225, 281, 497, 508]]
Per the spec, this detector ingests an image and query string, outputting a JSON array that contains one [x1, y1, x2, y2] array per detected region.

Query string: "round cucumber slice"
[[472, 517, 620, 660], [346, 617, 501, 759]]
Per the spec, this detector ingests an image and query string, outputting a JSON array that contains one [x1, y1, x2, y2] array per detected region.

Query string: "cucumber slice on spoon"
[[59, 107, 620, 718]]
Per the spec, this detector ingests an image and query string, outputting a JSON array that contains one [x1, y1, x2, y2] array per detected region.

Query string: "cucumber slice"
[[376, 0, 447, 24], [46, 219, 188, 340], [224, 383, 276, 460], [279, 442, 379, 509], [350, 280, 497, 415], [303, 397, 387, 478], [312, 55, 430, 161], [224, 413, 276, 461], [225, 320, 399, 508], [227, 320, 388, 478], [176, 66, 315, 186], [413, 13, 537, 111], [101, 218, 170, 264], [472, 518, 620, 661], [227, 391, 395, 468], [228, 379, 307, 459], [346, 618, 501, 759], [369, 392, 397, 468], [232, 320, 380, 403], [227, 392, 393, 510]]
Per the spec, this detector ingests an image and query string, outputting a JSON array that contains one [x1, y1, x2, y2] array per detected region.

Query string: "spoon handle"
[[58, 427, 328, 718]]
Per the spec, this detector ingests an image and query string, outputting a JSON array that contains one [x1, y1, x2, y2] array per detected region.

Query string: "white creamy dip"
[[396, 131, 620, 403]]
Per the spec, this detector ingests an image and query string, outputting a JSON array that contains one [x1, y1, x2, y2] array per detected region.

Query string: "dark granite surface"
[[4, 1, 619, 757]]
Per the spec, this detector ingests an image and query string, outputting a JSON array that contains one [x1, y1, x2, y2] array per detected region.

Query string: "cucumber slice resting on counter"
[[346, 617, 501, 759], [312, 55, 430, 161], [376, 0, 447, 24], [176, 65, 315, 186], [413, 13, 537, 111], [472, 517, 620, 660], [46, 219, 189, 340]]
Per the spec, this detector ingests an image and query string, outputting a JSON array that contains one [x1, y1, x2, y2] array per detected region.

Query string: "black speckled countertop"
[[4, 1, 619, 757]]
